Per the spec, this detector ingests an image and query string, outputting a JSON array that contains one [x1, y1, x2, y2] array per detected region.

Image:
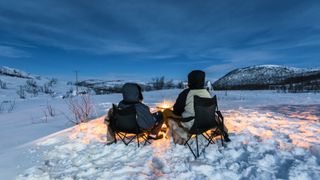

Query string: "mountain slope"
[[0, 66, 38, 79], [213, 65, 320, 90]]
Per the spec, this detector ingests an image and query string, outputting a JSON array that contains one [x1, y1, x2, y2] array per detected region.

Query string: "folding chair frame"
[[114, 131, 151, 147], [184, 128, 223, 159], [183, 95, 228, 159]]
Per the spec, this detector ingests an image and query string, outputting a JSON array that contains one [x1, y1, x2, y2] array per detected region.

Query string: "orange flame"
[[156, 100, 174, 111]]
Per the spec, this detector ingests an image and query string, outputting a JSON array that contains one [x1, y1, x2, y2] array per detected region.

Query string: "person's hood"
[[188, 70, 205, 89], [121, 83, 143, 103]]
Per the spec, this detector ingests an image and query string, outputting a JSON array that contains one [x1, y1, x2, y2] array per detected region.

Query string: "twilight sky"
[[0, 0, 320, 81]]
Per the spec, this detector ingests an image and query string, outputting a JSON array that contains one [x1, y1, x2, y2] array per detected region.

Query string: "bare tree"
[[65, 95, 93, 124]]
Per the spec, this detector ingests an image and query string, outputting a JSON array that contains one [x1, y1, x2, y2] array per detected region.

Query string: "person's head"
[[121, 83, 143, 103], [188, 70, 205, 89]]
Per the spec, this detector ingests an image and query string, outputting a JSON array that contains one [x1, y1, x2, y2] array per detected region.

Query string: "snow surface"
[[1, 90, 320, 179]]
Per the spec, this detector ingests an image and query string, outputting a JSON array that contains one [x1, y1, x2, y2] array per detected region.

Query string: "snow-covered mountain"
[[213, 65, 320, 90], [0, 66, 39, 79], [0, 66, 75, 99]]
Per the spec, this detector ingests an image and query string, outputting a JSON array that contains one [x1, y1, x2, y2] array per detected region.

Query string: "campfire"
[[156, 100, 174, 111]]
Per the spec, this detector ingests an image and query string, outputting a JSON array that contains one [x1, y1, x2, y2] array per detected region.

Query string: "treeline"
[[76, 76, 186, 95]]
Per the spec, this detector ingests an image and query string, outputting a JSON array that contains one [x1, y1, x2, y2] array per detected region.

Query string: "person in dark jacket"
[[162, 70, 211, 144], [105, 83, 164, 145]]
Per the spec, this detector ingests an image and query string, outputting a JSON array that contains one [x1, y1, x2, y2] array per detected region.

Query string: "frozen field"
[[0, 90, 320, 179]]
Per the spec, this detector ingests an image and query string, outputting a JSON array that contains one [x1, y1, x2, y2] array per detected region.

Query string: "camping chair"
[[110, 104, 151, 147], [184, 95, 226, 159]]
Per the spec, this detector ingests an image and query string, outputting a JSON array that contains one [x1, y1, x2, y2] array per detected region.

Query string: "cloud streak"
[[0, 0, 319, 79], [0, 45, 30, 58]]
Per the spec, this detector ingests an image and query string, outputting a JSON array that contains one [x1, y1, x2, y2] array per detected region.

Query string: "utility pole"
[[75, 70, 79, 96]]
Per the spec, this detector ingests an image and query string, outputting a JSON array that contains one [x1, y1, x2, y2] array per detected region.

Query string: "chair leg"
[[185, 137, 197, 159], [126, 135, 136, 145], [116, 132, 126, 145], [116, 132, 136, 146], [204, 132, 215, 144], [196, 135, 199, 158], [202, 133, 215, 147], [221, 134, 224, 146], [137, 135, 140, 147], [142, 133, 151, 146]]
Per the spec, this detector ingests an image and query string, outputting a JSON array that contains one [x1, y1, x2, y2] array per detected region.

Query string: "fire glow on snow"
[[224, 110, 320, 149], [69, 117, 107, 144], [67, 104, 319, 150], [22, 105, 320, 179]]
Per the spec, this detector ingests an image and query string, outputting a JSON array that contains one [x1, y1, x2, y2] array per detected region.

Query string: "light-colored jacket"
[[181, 89, 211, 129]]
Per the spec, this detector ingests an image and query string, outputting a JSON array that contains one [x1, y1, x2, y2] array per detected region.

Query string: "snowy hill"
[[0, 66, 38, 79], [213, 65, 320, 91], [0, 66, 76, 100]]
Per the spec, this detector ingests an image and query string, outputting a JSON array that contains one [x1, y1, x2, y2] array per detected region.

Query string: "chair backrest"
[[112, 104, 141, 134], [189, 95, 218, 134]]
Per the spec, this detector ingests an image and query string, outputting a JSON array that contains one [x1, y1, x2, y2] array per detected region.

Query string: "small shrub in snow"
[[63, 88, 76, 99], [7, 100, 16, 113], [0, 79, 7, 89], [0, 100, 16, 113], [43, 83, 55, 97], [25, 79, 40, 96], [0, 101, 4, 113], [45, 102, 55, 117], [66, 81, 73, 85], [17, 86, 26, 99], [48, 78, 58, 86], [43, 102, 55, 123]]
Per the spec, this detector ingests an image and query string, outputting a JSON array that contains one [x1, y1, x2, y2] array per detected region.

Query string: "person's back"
[[104, 83, 164, 144], [173, 70, 211, 129], [118, 83, 156, 130]]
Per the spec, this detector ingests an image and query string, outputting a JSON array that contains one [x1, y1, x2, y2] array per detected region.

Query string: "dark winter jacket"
[[118, 83, 156, 130], [173, 70, 211, 129]]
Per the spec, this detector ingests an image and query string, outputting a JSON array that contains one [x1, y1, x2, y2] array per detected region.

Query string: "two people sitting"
[[105, 70, 230, 145]]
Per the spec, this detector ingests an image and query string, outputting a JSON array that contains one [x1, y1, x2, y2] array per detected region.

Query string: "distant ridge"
[[0, 66, 37, 79], [213, 65, 320, 91]]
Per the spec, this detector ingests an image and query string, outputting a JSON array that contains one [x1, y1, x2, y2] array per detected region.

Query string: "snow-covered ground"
[[1, 90, 320, 179]]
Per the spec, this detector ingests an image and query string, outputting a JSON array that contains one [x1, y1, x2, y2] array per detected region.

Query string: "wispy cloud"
[[0, 45, 30, 58], [0, 0, 319, 78]]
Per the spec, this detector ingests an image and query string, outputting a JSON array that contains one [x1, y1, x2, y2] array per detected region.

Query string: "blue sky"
[[0, 0, 320, 81]]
